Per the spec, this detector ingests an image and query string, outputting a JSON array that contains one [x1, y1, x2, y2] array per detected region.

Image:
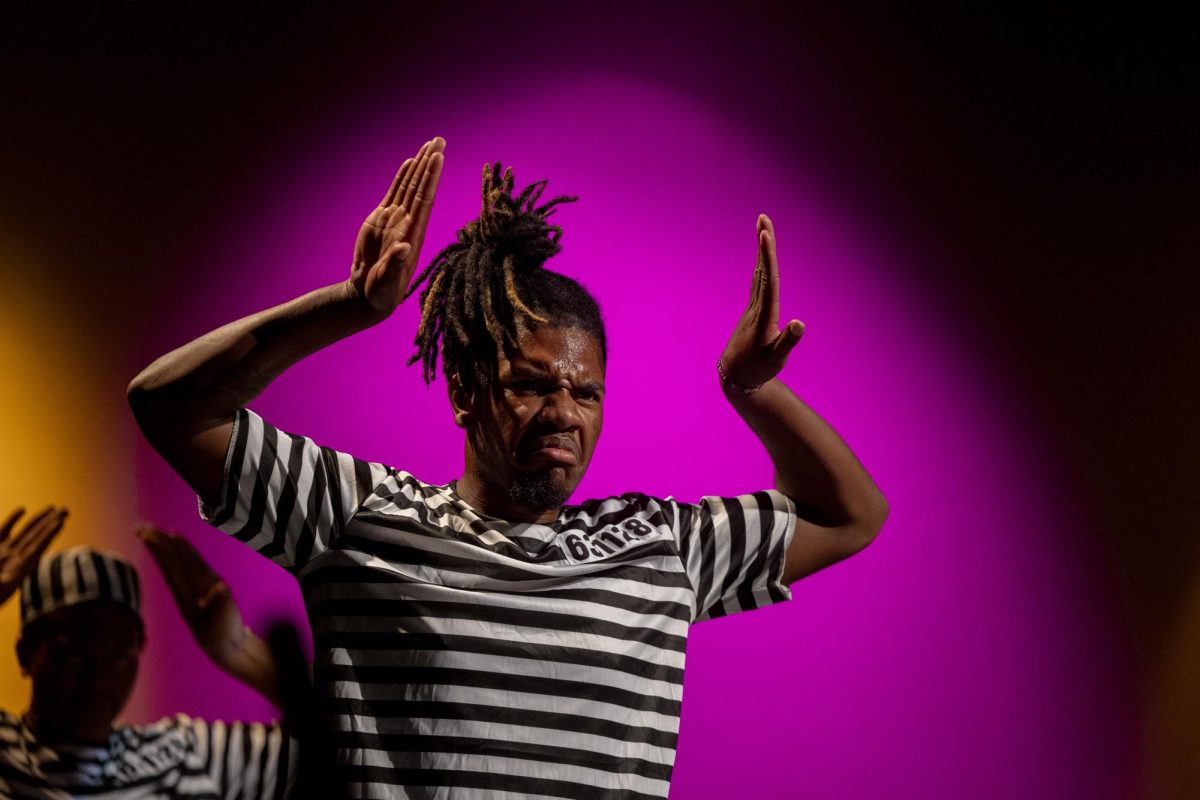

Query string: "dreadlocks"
[[405, 163, 606, 391]]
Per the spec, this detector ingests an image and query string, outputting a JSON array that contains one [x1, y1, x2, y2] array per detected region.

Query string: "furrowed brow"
[[508, 361, 603, 392], [508, 364, 552, 379]]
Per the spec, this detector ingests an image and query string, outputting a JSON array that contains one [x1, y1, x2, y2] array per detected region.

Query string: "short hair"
[[406, 163, 606, 393]]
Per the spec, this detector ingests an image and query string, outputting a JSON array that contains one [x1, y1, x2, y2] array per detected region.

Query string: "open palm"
[[349, 137, 445, 312], [719, 214, 805, 394], [0, 506, 68, 607]]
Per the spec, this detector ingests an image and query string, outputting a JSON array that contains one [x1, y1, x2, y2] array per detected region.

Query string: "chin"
[[509, 471, 573, 510]]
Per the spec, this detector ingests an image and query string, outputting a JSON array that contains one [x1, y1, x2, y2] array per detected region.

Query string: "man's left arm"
[[719, 214, 889, 585]]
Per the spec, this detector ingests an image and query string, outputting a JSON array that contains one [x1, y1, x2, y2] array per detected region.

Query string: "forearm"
[[727, 378, 888, 535], [127, 281, 383, 495], [208, 628, 287, 714], [129, 280, 382, 427]]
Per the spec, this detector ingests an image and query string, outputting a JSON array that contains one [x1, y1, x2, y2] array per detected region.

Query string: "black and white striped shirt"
[[0, 712, 293, 799], [203, 409, 795, 799]]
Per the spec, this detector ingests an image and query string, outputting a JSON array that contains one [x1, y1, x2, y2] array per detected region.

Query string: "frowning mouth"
[[520, 435, 581, 466]]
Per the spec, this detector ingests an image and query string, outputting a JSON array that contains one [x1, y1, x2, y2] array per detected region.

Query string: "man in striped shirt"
[[129, 138, 889, 798], [0, 508, 295, 798]]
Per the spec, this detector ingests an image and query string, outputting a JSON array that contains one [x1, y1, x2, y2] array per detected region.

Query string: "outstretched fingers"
[[412, 149, 444, 208], [15, 508, 67, 561], [380, 157, 416, 207], [0, 507, 66, 596], [140, 527, 199, 600], [0, 507, 24, 542], [381, 136, 439, 207], [758, 215, 782, 332], [402, 137, 444, 210], [723, 213, 805, 386], [746, 218, 766, 313], [139, 526, 176, 576], [395, 141, 429, 204], [745, 215, 780, 328], [408, 150, 444, 246]]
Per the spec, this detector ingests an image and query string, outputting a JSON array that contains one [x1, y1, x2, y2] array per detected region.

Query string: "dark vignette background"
[[1, 3, 1196, 797]]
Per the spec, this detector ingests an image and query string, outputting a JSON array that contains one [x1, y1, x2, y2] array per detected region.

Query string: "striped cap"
[[19, 546, 141, 629]]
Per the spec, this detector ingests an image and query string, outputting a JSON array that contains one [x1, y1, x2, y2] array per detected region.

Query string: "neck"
[[455, 472, 562, 525]]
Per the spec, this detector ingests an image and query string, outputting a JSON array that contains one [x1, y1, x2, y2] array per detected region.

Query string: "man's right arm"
[[127, 138, 444, 501]]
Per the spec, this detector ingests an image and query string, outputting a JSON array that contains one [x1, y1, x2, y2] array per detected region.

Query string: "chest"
[[298, 503, 695, 673]]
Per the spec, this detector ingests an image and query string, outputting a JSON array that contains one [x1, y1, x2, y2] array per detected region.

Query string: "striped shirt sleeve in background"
[[201, 408, 392, 573], [183, 717, 295, 800]]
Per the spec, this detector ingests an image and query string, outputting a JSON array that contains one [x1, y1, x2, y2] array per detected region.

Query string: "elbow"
[[837, 486, 888, 558], [126, 373, 159, 433], [126, 373, 147, 407], [126, 369, 185, 441], [855, 488, 889, 551]]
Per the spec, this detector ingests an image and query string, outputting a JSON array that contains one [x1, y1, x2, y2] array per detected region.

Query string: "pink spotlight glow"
[[132, 73, 1135, 797]]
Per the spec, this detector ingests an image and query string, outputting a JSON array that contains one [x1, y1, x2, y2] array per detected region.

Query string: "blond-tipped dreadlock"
[[404, 163, 606, 391]]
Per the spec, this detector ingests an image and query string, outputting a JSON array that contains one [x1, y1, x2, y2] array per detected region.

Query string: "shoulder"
[[147, 715, 283, 755], [699, 489, 795, 517], [0, 710, 23, 752], [113, 715, 199, 747], [239, 407, 404, 476]]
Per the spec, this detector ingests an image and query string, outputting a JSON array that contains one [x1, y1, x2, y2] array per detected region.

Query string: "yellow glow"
[[0, 238, 136, 714]]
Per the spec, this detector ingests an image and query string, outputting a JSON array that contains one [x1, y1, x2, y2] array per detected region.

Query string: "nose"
[[537, 386, 582, 429]]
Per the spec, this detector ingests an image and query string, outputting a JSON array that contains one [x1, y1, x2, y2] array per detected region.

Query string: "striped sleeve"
[[673, 490, 796, 623], [184, 716, 297, 800], [200, 408, 391, 572]]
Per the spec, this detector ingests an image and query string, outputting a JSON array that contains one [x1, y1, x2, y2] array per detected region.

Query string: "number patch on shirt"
[[556, 518, 670, 565]]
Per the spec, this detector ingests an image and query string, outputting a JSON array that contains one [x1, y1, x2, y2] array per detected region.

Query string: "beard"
[[508, 469, 571, 511]]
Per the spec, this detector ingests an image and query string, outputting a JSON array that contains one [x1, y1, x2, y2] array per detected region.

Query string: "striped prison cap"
[[19, 546, 141, 629]]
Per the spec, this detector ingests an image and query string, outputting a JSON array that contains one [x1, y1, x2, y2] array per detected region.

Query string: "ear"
[[447, 373, 472, 429]]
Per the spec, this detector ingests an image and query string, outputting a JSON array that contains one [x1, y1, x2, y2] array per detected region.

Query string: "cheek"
[[500, 401, 537, 435], [585, 409, 604, 448], [83, 661, 140, 709], [32, 663, 85, 701]]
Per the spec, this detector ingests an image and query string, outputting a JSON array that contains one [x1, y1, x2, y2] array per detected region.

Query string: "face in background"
[[455, 324, 606, 522], [17, 602, 143, 745]]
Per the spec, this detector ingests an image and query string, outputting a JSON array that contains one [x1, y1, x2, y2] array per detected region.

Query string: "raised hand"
[[0, 506, 68, 607], [349, 136, 446, 313], [719, 214, 805, 396], [139, 526, 245, 667]]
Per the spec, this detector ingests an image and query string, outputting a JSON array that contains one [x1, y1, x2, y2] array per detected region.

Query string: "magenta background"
[[9, 3, 1195, 797], [131, 74, 1133, 797]]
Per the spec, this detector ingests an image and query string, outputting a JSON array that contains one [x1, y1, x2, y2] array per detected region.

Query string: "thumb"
[[368, 244, 413, 308], [377, 242, 412, 283], [770, 320, 805, 363]]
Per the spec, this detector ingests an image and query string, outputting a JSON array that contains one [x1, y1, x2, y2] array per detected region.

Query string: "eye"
[[574, 387, 603, 403], [508, 379, 539, 397]]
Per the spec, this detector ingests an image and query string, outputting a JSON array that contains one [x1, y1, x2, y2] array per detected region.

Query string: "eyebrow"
[[509, 364, 606, 393]]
